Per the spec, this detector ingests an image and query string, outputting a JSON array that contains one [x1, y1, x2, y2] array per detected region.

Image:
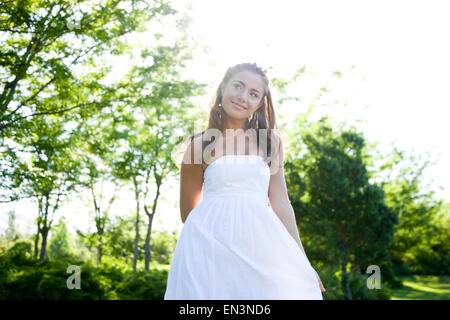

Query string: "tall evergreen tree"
[[285, 117, 398, 299], [48, 216, 74, 260]]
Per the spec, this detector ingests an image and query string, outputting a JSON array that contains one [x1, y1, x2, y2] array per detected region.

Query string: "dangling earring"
[[248, 112, 255, 129], [218, 103, 222, 119]]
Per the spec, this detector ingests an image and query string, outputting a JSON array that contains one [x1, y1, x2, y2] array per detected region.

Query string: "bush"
[[6, 240, 33, 265], [0, 248, 108, 299], [319, 264, 392, 300], [116, 267, 169, 300], [348, 271, 392, 300], [150, 230, 177, 265], [314, 265, 343, 300], [0, 243, 170, 299]]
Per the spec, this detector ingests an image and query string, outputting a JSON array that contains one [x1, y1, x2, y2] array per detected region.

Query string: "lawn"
[[390, 275, 450, 300]]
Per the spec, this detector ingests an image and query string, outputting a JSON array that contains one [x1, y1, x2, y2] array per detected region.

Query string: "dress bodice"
[[202, 155, 270, 203]]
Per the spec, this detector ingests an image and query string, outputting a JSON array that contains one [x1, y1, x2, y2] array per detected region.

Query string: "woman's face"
[[221, 70, 265, 122]]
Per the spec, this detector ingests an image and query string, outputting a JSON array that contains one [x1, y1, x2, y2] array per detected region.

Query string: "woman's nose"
[[238, 91, 247, 103]]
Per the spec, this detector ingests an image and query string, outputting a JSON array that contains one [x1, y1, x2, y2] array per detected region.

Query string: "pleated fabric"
[[164, 155, 323, 300]]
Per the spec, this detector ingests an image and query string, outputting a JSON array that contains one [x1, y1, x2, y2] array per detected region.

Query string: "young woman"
[[164, 63, 325, 300]]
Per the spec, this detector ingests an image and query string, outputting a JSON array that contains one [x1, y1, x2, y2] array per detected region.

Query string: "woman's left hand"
[[312, 268, 326, 292]]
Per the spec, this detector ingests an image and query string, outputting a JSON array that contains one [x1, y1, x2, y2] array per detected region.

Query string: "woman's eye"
[[234, 84, 240, 89], [251, 93, 258, 98]]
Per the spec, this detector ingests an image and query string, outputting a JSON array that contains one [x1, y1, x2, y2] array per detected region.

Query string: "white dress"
[[164, 154, 323, 300]]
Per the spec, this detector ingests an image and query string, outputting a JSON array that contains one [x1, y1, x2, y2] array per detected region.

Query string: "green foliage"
[[378, 148, 449, 275], [48, 217, 76, 260], [0, 0, 175, 202], [285, 116, 400, 299], [5, 239, 34, 265], [0, 243, 169, 299], [0, 242, 105, 299], [97, 215, 135, 262], [347, 271, 392, 300], [319, 264, 392, 300], [115, 267, 169, 300], [150, 230, 177, 265], [3, 210, 21, 242], [1, 0, 204, 272], [282, 113, 447, 299]]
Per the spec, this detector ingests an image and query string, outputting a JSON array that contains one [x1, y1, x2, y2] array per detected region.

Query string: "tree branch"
[[0, 101, 97, 131]]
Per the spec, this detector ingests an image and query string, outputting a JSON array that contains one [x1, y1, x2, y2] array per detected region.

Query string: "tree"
[[75, 116, 122, 265], [375, 146, 449, 275], [48, 216, 74, 260], [0, 0, 175, 203], [0, 0, 174, 136], [150, 230, 177, 264], [285, 117, 398, 299], [104, 8, 207, 271], [102, 215, 135, 263], [13, 115, 81, 261], [0, 0, 178, 262], [3, 210, 20, 243]]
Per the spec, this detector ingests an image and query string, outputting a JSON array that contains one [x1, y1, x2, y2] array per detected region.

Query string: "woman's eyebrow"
[[233, 80, 261, 94]]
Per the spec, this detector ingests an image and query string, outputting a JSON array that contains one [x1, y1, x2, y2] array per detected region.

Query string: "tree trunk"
[[39, 196, 51, 261], [39, 226, 49, 261], [144, 211, 155, 271], [144, 173, 161, 271], [90, 182, 117, 266], [133, 203, 140, 272], [33, 227, 40, 259], [38, 194, 59, 262], [95, 220, 104, 266], [34, 196, 43, 259], [97, 242, 103, 265], [341, 251, 353, 300], [132, 176, 140, 272]]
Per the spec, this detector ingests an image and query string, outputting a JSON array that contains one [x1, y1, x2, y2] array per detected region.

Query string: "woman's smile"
[[232, 101, 246, 111]]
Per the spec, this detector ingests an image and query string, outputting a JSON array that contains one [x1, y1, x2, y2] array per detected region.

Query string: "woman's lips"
[[232, 102, 246, 111]]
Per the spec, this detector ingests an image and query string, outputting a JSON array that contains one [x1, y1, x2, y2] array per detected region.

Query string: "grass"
[[390, 275, 450, 300]]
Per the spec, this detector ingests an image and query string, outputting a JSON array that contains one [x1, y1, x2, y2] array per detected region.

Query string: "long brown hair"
[[189, 62, 281, 169]]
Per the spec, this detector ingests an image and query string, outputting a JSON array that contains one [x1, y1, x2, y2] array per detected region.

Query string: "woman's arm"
[[179, 136, 204, 223], [268, 141, 326, 292], [269, 198, 307, 256], [268, 140, 308, 258]]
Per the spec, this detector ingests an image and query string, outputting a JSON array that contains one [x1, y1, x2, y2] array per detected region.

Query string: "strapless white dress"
[[164, 154, 323, 300]]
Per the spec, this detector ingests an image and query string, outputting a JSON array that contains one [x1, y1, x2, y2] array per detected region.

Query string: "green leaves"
[[285, 116, 399, 298]]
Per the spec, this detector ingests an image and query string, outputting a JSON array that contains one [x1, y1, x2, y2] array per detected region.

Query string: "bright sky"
[[2, 0, 449, 237]]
